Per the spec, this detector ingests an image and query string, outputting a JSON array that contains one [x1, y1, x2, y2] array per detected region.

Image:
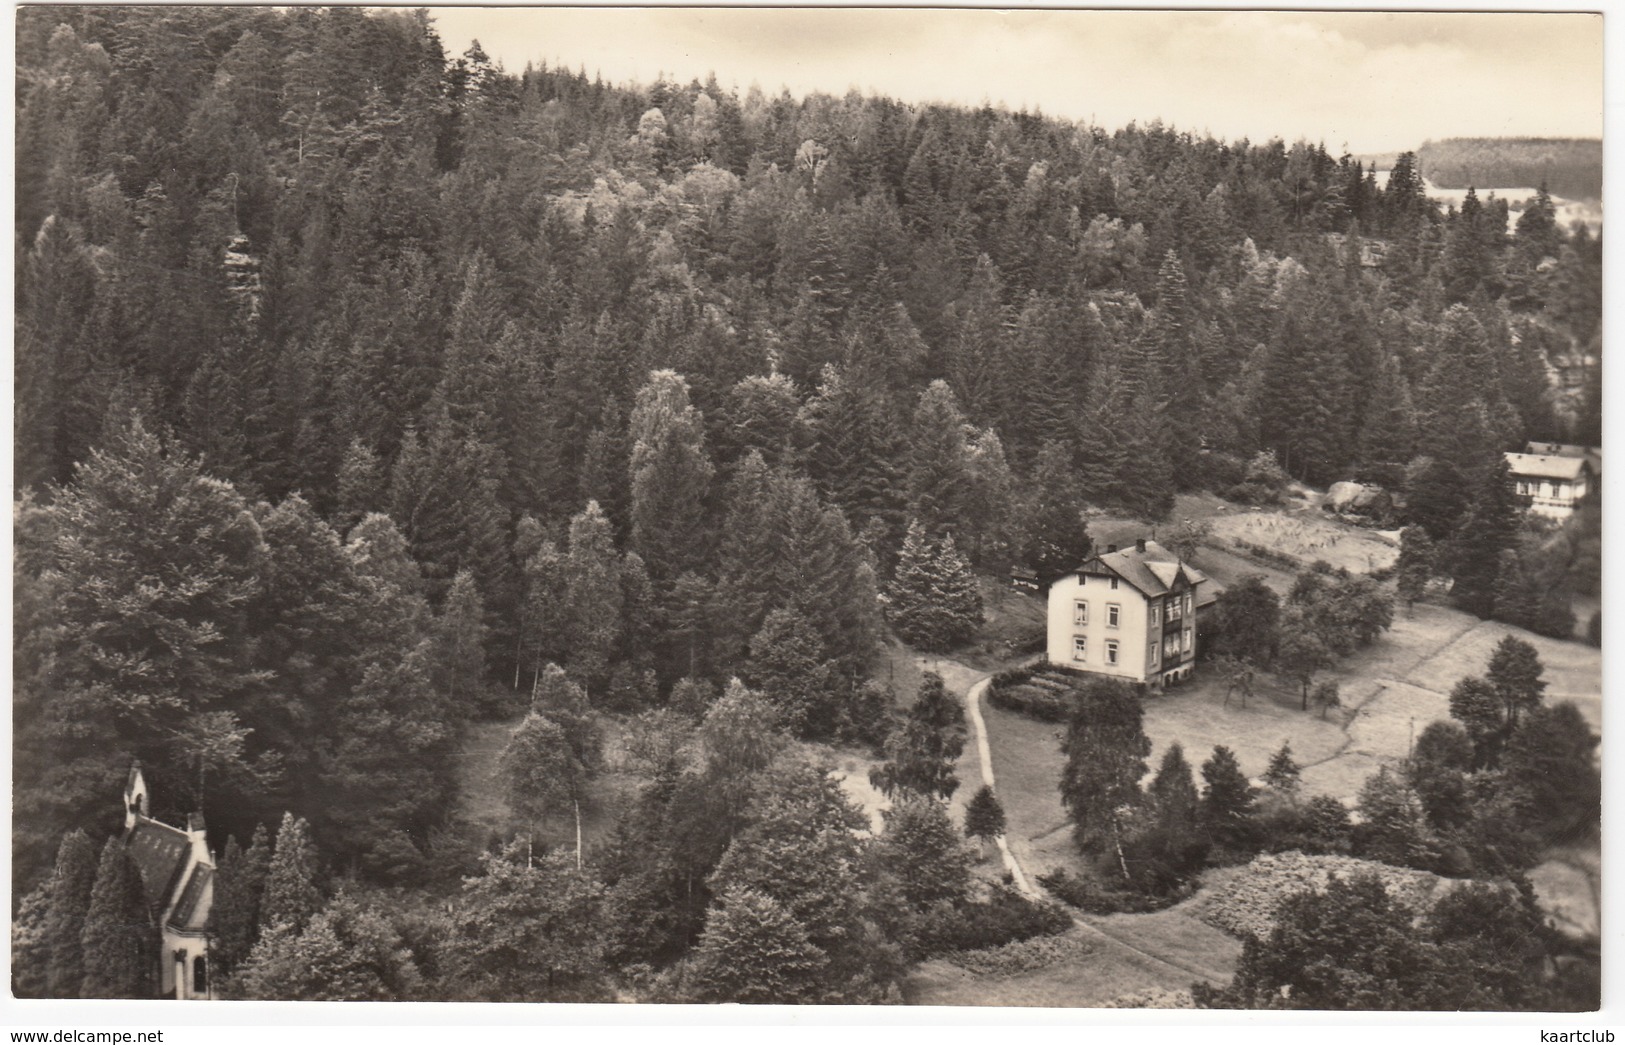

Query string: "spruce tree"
[[872, 795, 971, 911], [262, 812, 322, 935], [1263, 741, 1302, 797], [562, 500, 624, 694], [690, 888, 826, 1004], [747, 607, 840, 738], [1021, 441, 1093, 583], [80, 838, 156, 999], [1200, 746, 1257, 854], [886, 521, 981, 651], [1144, 742, 1204, 884], [963, 785, 1007, 844], [628, 369, 715, 583], [44, 828, 99, 998], [1395, 526, 1436, 614], [869, 671, 967, 800], [1449, 455, 1522, 619], [435, 569, 487, 713], [906, 380, 972, 538], [208, 823, 271, 978]]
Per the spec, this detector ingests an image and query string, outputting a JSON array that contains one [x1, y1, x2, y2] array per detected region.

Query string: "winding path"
[[962, 675, 1038, 898]]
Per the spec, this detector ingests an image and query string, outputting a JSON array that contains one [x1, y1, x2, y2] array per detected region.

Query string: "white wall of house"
[[1513, 473, 1587, 518], [1047, 572, 1154, 683]]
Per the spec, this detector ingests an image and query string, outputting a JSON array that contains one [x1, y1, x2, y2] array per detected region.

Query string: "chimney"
[[1106, 544, 1117, 554], [1136, 538, 1147, 553]]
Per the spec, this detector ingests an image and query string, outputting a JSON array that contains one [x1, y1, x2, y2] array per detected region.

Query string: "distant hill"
[[1418, 138, 1601, 200]]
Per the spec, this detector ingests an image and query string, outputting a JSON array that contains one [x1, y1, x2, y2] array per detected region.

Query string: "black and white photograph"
[[9, 2, 1606, 1020]]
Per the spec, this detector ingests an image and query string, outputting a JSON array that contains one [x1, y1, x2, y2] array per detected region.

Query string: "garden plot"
[[1211, 509, 1398, 575]]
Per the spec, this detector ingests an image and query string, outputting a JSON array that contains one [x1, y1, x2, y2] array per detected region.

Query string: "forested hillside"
[[1418, 137, 1603, 200], [13, 5, 1603, 924]]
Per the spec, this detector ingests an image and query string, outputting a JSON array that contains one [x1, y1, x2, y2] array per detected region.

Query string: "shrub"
[[987, 683, 1073, 722], [912, 885, 1072, 955], [1037, 868, 1192, 914], [943, 933, 1090, 977]]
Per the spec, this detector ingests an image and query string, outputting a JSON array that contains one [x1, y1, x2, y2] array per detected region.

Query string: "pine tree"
[[44, 829, 99, 998], [869, 671, 967, 800], [80, 838, 156, 999], [262, 812, 322, 935]]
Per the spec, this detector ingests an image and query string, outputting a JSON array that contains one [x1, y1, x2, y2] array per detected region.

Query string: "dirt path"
[[963, 675, 1037, 897]]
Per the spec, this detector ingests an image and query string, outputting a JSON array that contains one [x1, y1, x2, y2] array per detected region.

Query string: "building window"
[[1107, 603, 1121, 627], [1074, 601, 1088, 625], [1110, 577, 1119, 590], [1148, 641, 1158, 665], [1073, 636, 1087, 661], [194, 955, 208, 995], [1184, 594, 1193, 614], [1165, 635, 1180, 657], [1168, 598, 1182, 621], [1150, 604, 1159, 626], [1183, 628, 1194, 653], [1105, 640, 1119, 665]]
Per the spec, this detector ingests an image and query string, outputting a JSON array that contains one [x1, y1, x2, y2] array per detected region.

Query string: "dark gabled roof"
[[1079, 540, 1208, 598], [168, 863, 213, 932], [125, 819, 191, 915]]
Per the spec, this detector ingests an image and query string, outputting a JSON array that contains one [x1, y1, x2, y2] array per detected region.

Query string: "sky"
[[427, 6, 1603, 155]]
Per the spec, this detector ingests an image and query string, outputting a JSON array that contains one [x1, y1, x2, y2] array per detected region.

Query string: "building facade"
[[122, 763, 216, 1000], [1505, 448, 1595, 519], [1046, 538, 1208, 688]]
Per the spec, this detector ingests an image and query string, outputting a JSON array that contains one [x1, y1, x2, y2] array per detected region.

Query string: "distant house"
[[1046, 538, 1210, 688], [122, 763, 216, 1000], [1505, 447, 1595, 519]]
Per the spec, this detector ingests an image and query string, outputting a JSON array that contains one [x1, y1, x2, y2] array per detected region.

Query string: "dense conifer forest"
[[12, 7, 1603, 1003]]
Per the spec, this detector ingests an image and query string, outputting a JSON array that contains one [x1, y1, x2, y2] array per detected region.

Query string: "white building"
[[1505, 448, 1594, 519], [1046, 538, 1209, 688], [122, 763, 216, 999]]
